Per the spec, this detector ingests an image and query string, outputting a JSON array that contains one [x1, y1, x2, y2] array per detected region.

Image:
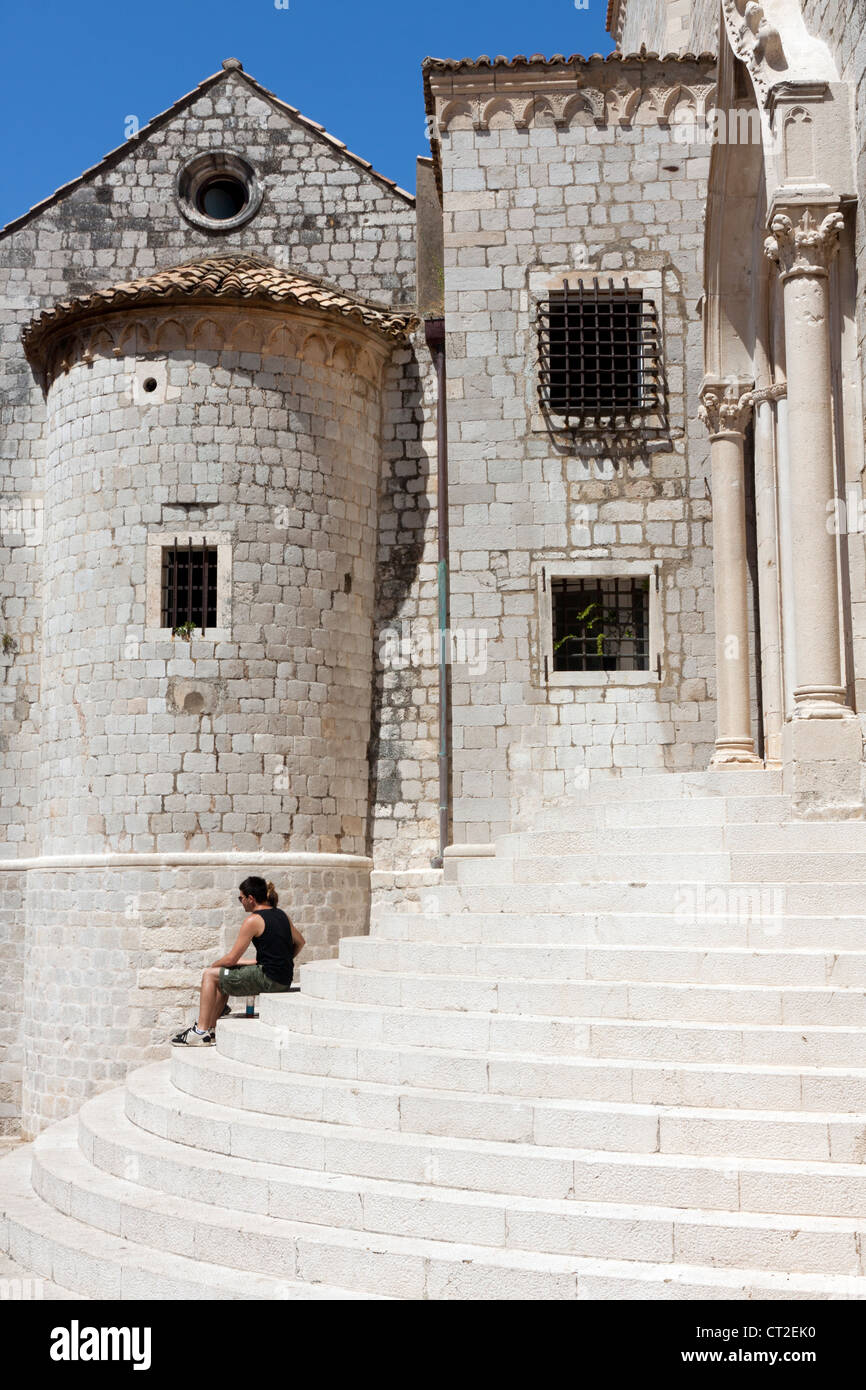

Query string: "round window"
[[176, 152, 262, 231], [197, 177, 248, 221]]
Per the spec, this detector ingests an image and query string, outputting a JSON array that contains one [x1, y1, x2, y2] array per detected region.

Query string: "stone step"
[[29, 1106, 851, 1300], [299, 959, 866, 1028], [511, 796, 794, 837], [78, 1086, 866, 1272], [568, 795, 792, 829], [408, 880, 866, 917], [0, 1247, 86, 1300], [450, 851, 866, 887], [188, 1019, 866, 1113], [372, 909, 866, 950], [498, 821, 866, 858], [161, 1041, 866, 1165], [539, 770, 783, 803], [0, 1144, 376, 1301], [249, 993, 866, 1068], [338, 937, 866, 988]]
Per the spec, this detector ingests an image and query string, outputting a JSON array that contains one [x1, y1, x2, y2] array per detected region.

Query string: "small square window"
[[552, 575, 650, 673], [538, 278, 662, 426], [161, 541, 218, 632]]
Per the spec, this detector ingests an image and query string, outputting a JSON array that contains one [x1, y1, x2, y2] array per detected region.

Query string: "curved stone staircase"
[[3, 769, 866, 1299]]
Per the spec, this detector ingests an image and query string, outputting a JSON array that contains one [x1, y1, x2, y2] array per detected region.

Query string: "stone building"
[[2, 0, 866, 1300]]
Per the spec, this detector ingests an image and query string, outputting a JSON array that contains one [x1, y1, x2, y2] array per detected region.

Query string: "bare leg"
[[198, 968, 228, 1032]]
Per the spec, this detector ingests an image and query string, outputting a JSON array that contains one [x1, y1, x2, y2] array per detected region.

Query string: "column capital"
[[764, 193, 845, 280], [698, 380, 754, 439]]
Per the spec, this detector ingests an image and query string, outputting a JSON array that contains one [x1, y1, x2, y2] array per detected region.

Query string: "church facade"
[[0, 0, 864, 1173]]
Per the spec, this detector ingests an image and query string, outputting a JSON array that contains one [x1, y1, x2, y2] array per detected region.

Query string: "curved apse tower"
[[20, 254, 416, 1131]]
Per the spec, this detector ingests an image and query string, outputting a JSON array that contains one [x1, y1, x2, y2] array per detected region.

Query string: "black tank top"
[[253, 907, 294, 986]]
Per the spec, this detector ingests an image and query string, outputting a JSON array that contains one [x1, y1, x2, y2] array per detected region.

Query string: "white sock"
[[193, 1023, 209, 1035]]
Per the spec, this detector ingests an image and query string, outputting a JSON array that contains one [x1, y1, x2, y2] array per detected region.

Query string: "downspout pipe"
[[424, 317, 450, 867]]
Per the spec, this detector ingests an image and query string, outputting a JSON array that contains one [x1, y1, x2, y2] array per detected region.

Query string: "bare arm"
[[290, 920, 306, 960], [211, 915, 261, 969]]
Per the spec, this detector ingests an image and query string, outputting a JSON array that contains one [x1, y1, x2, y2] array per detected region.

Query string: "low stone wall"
[[17, 852, 370, 1136], [370, 868, 444, 922], [0, 869, 25, 1134]]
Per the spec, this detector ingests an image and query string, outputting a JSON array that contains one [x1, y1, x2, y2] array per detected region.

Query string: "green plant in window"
[[554, 601, 605, 655], [555, 581, 648, 662], [172, 621, 197, 641]]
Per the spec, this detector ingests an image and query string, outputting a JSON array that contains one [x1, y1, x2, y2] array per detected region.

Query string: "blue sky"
[[1, 0, 612, 227]]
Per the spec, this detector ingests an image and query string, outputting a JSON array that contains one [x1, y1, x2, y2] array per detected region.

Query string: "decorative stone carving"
[[721, 0, 787, 100], [698, 384, 754, 437], [31, 307, 388, 390], [782, 107, 815, 181], [749, 381, 787, 405], [431, 61, 717, 134], [764, 207, 845, 278]]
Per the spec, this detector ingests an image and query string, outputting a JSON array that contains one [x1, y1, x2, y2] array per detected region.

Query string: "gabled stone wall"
[[0, 67, 438, 1132]]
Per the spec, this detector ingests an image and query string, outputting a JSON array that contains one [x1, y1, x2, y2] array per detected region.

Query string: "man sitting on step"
[[171, 876, 306, 1046]]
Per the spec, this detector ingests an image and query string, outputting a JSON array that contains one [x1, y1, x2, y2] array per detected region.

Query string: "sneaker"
[[170, 1024, 213, 1047], [218, 1001, 232, 1019]]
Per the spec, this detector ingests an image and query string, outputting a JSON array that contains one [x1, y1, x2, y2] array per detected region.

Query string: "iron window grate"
[[538, 278, 663, 427], [161, 540, 218, 632], [552, 576, 649, 672]]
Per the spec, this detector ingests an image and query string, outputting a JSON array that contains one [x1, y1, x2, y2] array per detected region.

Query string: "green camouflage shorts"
[[218, 964, 292, 996]]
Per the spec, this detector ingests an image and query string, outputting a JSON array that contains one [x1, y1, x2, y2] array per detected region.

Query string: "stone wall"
[[37, 314, 391, 861], [428, 59, 719, 844], [0, 65, 433, 1132], [370, 331, 441, 870], [619, 0, 669, 52], [617, 0, 718, 54], [22, 857, 369, 1132]]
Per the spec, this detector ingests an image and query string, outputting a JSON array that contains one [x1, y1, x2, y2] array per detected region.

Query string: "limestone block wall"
[[617, 0, 718, 54], [428, 59, 719, 843], [369, 329, 441, 870], [39, 313, 386, 858], [0, 869, 24, 1133], [618, 0, 670, 52], [0, 65, 428, 1131], [16, 304, 390, 1133], [22, 857, 369, 1129], [0, 64, 418, 868]]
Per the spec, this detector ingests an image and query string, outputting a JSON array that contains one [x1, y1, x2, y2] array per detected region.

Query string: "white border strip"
[[0, 852, 373, 872]]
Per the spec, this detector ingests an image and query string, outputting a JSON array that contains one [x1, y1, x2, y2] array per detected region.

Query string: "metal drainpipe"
[[424, 317, 450, 868]]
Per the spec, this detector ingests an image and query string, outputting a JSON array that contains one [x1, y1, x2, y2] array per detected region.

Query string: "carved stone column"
[[764, 193, 850, 717], [700, 381, 761, 766], [750, 380, 786, 765], [764, 189, 863, 815]]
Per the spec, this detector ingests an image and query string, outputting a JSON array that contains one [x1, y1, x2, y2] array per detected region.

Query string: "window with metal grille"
[[161, 540, 218, 632], [538, 278, 662, 425], [552, 576, 650, 672]]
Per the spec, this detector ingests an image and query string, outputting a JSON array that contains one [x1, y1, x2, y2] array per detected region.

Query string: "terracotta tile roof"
[[1, 60, 413, 240], [422, 48, 716, 73], [22, 253, 418, 366]]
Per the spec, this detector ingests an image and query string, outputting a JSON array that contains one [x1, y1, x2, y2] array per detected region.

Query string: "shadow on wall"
[[366, 344, 433, 863]]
